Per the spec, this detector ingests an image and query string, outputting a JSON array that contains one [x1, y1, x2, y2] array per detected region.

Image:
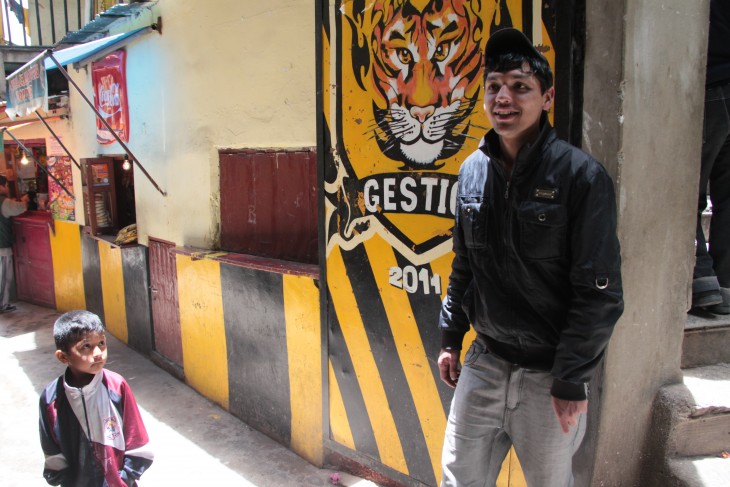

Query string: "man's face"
[[484, 63, 554, 146], [55, 331, 108, 378]]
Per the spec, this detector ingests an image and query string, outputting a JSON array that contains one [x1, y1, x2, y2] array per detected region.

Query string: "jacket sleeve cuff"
[[550, 378, 587, 401], [441, 330, 466, 351]]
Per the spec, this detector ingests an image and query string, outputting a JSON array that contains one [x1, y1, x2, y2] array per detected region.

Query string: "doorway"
[[149, 237, 183, 373]]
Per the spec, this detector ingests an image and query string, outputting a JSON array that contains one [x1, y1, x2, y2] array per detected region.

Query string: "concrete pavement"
[[0, 301, 377, 487]]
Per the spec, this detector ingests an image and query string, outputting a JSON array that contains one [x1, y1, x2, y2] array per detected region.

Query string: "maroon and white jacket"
[[39, 369, 153, 486]]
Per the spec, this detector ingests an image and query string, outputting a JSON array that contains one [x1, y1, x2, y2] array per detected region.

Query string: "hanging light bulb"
[[20, 151, 29, 165], [122, 155, 131, 171]]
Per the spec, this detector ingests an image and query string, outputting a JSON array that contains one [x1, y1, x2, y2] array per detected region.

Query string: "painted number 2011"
[[389, 266, 442, 295]]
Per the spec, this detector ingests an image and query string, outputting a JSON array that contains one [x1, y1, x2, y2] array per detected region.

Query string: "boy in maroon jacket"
[[39, 310, 153, 486]]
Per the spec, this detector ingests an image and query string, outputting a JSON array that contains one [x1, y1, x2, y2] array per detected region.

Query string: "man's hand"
[[551, 397, 588, 433], [438, 349, 461, 388]]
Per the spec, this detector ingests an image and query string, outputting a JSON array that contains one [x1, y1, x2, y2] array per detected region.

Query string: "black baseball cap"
[[485, 28, 547, 64]]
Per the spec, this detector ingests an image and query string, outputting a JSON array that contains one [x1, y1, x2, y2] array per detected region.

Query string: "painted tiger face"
[[369, 0, 484, 169]]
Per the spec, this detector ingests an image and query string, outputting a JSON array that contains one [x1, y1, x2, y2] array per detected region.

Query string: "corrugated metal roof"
[[57, 2, 156, 46]]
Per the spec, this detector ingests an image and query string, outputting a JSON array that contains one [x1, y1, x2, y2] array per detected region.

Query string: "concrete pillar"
[[582, 0, 710, 484]]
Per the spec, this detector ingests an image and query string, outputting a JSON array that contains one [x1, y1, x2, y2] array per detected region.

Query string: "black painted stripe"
[[220, 263, 291, 446], [341, 245, 436, 486], [328, 299, 380, 460], [121, 246, 153, 355], [80, 232, 104, 323], [523, 0, 533, 42]]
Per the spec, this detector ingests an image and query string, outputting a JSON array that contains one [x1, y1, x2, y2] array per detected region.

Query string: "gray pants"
[[0, 255, 13, 307], [441, 339, 586, 487]]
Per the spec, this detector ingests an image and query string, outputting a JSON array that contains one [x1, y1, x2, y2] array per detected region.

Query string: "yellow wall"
[[49, 221, 85, 311], [98, 242, 128, 343], [176, 254, 228, 409]]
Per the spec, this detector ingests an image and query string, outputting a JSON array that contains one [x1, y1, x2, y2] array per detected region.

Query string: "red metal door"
[[149, 238, 183, 366], [13, 214, 55, 308]]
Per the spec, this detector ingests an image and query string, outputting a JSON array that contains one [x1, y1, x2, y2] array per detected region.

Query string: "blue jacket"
[[439, 115, 624, 401]]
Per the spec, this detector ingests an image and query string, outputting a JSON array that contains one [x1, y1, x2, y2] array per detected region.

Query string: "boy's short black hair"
[[483, 28, 554, 93], [54, 310, 105, 352]]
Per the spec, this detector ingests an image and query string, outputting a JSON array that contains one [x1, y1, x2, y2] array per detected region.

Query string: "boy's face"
[[55, 331, 107, 377], [484, 62, 554, 146]]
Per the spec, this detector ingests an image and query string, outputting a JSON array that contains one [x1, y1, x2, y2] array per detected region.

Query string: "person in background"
[[0, 175, 27, 312], [24, 191, 38, 211], [692, 0, 730, 314]]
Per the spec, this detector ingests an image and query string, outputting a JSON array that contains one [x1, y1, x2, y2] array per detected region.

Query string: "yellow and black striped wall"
[[173, 251, 324, 465], [47, 222, 325, 466], [49, 220, 154, 354]]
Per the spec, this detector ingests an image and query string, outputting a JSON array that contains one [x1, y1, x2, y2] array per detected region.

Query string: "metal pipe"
[[4, 0, 13, 45], [34, 0, 42, 45], [34, 111, 81, 170], [63, 0, 68, 34], [76, 0, 80, 30], [1, 127, 75, 200], [20, 0, 27, 45], [48, 0, 55, 44], [46, 51, 167, 196]]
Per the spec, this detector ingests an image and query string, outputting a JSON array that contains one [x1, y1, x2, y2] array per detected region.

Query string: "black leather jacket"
[[439, 116, 624, 400]]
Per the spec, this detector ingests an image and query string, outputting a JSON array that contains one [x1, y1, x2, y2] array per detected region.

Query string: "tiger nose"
[[410, 106, 435, 124]]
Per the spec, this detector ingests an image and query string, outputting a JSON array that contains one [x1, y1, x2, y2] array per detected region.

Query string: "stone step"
[[683, 313, 730, 368], [661, 364, 730, 458], [667, 456, 730, 487]]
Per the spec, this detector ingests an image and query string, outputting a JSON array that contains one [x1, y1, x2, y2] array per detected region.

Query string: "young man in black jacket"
[[437, 28, 624, 486]]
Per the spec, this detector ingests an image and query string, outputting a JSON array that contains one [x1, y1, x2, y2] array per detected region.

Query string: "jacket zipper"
[[501, 173, 512, 264], [80, 388, 92, 440], [79, 388, 101, 485]]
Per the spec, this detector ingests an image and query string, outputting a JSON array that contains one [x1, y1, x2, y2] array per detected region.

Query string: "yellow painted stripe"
[[176, 255, 229, 409], [507, 448, 527, 487], [98, 242, 128, 343], [49, 221, 85, 311], [328, 360, 355, 450], [176, 254, 229, 409], [322, 23, 330, 129], [283, 274, 323, 465], [362, 235, 446, 480], [328, 246, 408, 473]]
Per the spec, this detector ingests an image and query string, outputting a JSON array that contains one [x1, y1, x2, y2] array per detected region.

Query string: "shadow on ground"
[[0, 301, 372, 487]]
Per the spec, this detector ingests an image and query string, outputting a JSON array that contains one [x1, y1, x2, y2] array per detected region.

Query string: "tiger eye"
[[397, 48, 412, 65], [433, 41, 450, 62]]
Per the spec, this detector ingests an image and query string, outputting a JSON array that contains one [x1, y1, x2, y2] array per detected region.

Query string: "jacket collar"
[[63, 367, 104, 395], [479, 112, 555, 179]]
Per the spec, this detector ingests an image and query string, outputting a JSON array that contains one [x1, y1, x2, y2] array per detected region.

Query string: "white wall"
[[46, 0, 316, 248]]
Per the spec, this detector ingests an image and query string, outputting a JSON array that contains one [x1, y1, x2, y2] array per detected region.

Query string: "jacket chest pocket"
[[517, 201, 567, 260], [459, 196, 487, 249]]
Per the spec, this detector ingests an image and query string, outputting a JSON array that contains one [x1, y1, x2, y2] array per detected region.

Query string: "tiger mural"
[[349, 0, 486, 169]]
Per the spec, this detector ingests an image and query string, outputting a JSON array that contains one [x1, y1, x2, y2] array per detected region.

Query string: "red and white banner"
[[92, 49, 129, 145]]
